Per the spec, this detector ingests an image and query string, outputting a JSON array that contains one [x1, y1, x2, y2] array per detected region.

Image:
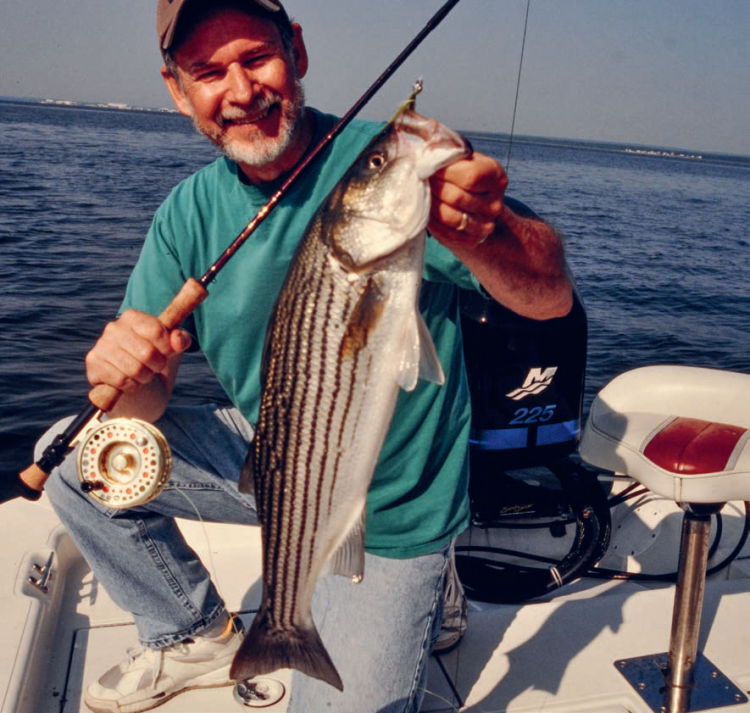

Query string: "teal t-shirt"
[[121, 109, 481, 558]]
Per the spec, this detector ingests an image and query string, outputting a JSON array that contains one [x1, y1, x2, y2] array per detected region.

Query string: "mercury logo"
[[506, 367, 558, 401]]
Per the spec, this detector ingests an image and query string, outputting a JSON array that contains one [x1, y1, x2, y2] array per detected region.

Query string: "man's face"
[[163, 9, 308, 172]]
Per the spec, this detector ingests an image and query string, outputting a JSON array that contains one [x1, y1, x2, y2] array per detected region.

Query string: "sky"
[[1, 0, 748, 156]]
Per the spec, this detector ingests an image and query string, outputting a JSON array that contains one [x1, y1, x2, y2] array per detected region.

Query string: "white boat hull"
[[4, 480, 750, 712]]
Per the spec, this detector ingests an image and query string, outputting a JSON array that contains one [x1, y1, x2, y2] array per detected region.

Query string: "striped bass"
[[230, 108, 471, 690]]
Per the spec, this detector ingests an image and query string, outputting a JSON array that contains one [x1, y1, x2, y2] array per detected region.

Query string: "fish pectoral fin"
[[417, 312, 445, 385], [238, 446, 256, 498], [323, 508, 366, 583], [398, 312, 445, 391], [341, 278, 386, 360]]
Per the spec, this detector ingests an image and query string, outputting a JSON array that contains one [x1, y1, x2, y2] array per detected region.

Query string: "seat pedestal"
[[616, 505, 747, 712]]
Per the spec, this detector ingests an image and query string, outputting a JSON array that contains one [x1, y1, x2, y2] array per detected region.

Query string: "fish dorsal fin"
[[398, 311, 445, 391], [323, 508, 366, 583]]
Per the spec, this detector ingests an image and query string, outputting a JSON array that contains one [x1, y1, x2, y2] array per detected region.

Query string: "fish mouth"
[[394, 109, 472, 177]]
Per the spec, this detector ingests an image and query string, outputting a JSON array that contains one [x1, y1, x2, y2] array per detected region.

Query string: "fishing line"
[[168, 487, 253, 646], [169, 487, 252, 643], [420, 676, 463, 712], [505, 0, 531, 173], [170, 487, 230, 607]]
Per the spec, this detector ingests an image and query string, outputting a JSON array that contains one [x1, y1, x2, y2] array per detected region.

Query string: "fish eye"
[[367, 152, 387, 171]]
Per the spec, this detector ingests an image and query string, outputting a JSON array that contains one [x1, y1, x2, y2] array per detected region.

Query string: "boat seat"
[[579, 365, 750, 503], [579, 365, 750, 713]]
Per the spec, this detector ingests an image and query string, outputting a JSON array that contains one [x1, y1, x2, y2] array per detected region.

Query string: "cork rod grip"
[[18, 464, 48, 495], [88, 278, 209, 411]]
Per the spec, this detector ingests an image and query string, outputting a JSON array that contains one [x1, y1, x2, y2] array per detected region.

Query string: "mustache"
[[217, 94, 281, 127]]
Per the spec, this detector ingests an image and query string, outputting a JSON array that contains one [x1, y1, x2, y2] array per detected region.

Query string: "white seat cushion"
[[580, 366, 750, 502]]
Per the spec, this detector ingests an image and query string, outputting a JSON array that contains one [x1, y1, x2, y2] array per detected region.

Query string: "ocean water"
[[1, 99, 749, 492]]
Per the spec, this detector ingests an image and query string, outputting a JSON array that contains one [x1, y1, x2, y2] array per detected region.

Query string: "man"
[[42, 1, 573, 711]]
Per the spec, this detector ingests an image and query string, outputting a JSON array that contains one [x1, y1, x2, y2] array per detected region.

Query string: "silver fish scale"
[[254, 221, 377, 632]]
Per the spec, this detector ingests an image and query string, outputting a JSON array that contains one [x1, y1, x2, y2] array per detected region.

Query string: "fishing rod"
[[5, 0, 464, 506]]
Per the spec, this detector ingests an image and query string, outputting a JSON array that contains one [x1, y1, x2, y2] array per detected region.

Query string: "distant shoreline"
[[462, 131, 748, 168], [2, 96, 748, 167], [0, 95, 179, 116]]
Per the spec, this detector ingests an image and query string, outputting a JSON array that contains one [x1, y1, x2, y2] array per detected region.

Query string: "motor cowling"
[[460, 283, 587, 512], [457, 278, 611, 603]]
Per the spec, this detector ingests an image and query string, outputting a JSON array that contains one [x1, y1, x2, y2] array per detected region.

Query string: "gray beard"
[[192, 80, 306, 169]]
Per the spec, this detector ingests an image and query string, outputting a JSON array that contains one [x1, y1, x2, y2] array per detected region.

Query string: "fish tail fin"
[[230, 607, 344, 691]]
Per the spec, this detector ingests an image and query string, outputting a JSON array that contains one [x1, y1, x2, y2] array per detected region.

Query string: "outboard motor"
[[460, 286, 588, 522], [455, 207, 610, 603]]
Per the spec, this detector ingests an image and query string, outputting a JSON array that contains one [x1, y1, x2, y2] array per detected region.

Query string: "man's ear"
[[290, 23, 309, 79], [161, 67, 193, 117]]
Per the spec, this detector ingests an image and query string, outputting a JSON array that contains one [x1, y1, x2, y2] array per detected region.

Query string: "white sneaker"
[[84, 615, 244, 713], [433, 551, 468, 654]]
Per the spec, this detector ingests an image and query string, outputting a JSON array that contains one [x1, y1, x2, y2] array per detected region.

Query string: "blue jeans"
[[41, 405, 449, 713]]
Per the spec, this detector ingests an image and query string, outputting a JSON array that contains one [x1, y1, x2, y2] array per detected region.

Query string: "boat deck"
[[3, 480, 750, 713]]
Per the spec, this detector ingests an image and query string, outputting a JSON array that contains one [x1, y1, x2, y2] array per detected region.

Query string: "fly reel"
[[76, 418, 172, 508]]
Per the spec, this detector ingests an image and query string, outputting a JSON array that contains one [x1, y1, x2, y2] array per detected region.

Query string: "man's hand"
[[427, 151, 573, 320], [428, 152, 507, 250], [85, 309, 191, 421]]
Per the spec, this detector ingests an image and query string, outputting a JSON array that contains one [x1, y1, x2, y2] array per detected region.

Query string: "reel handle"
[[13, 278, 208, 501], [88, 278, 208, 411]]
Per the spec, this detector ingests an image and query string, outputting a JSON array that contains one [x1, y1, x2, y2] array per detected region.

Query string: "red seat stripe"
[[643, 417, 747, 475]]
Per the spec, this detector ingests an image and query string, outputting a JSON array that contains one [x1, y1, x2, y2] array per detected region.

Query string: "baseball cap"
[[157, 0, 287, 53]]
